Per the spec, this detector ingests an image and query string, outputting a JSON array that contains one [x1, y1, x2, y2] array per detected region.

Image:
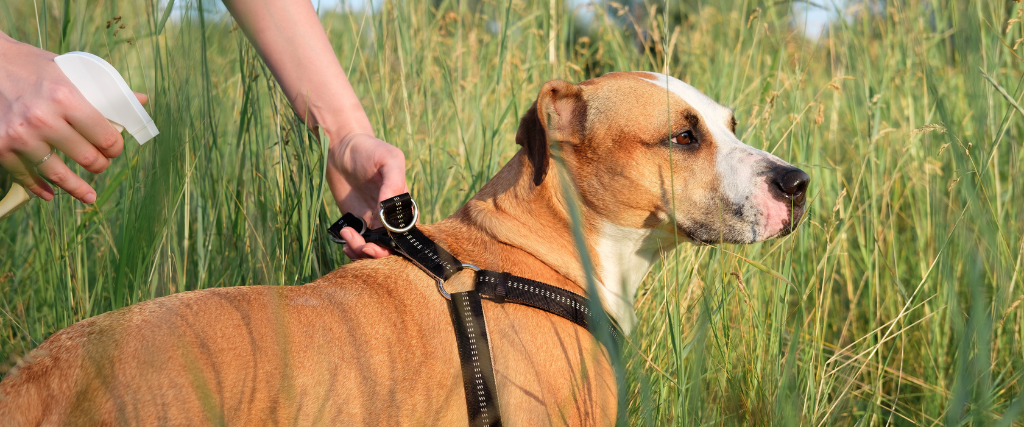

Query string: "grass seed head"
[[912, 123, 947, 137]]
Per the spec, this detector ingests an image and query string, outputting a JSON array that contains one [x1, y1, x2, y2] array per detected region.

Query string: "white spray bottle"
[[0, 52, 158, 219]]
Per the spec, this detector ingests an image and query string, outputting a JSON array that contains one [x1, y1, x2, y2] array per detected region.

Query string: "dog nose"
[[775, 168, 810, 205]]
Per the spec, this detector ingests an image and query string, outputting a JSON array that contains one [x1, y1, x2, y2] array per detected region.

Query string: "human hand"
[[0, 33, 148, 204], [327, 132, 407, 260]]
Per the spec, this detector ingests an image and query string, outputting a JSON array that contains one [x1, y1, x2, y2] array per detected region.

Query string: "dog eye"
[[672, 130, 697, 146]]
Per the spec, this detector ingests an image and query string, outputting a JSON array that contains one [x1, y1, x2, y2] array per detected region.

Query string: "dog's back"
[[0, 257, 453, 425], [0, 238, 616, 426]]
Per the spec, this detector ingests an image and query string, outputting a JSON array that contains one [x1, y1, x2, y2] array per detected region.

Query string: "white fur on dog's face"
[[636, 72, 800, 243]]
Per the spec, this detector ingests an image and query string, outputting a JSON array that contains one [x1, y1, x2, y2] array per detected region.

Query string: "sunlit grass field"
[[2, 0, 1023, 425]]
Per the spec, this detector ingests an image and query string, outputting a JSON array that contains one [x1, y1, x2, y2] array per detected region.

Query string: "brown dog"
[[0, 72, 808, 426]]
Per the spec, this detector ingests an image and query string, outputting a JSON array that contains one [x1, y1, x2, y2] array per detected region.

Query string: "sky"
[[794, 0, 849, 40], [310, 0, 375, 13], [306, 0, 848, 41], [169, 0, 846, 41]]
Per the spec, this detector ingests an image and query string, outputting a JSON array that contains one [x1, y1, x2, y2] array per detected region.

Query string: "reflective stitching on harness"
[[399, 232, 458, 277], [508, 281, 592, 317], [457, 295, 492, 424]]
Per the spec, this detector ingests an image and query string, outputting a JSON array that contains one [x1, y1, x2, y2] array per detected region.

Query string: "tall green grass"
[[1, 0, 1022, 425]]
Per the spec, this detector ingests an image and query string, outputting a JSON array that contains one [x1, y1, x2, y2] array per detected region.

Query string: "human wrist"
[[324, 122, 374, 152], [0, 34, 49, 60]]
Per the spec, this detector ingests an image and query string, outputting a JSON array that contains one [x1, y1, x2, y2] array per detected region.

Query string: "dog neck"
[[445, 151, 671, 334], [592, 222, 672, 333]]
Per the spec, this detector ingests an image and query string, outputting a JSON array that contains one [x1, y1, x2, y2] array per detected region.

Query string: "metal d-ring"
[[435, 263, 482, 300], [379, 199, 419, 233], [434, 277, 449, 300]]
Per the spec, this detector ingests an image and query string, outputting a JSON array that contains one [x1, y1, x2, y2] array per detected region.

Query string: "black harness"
[[327, 193, 619, 427]]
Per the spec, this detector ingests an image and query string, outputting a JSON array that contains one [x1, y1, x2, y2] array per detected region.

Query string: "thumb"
[[377, 155, 408, 203], [134, 92, 149, 105]]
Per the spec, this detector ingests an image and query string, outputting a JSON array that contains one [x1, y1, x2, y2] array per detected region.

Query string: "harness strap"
[[377, 195, 501, 426], [381, 194, 464, 281], [328, 196, 498, 427], [475, 270, 621, 347], [327, 196, 461, 281], [389, 226, 463, 281], [449, 291, 503, 427]]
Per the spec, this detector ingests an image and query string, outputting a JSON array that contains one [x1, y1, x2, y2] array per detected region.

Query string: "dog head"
[[518, 71, 809, 245], [507, 71, 810, 332]]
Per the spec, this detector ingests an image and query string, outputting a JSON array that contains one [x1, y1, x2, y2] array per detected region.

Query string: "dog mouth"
[[674, 201, 806, 245], [677, 221, 747, 245], [768, 204, 806, 239]]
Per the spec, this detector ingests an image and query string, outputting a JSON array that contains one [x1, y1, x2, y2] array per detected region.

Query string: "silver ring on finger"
[[33, 147, 56, 167]]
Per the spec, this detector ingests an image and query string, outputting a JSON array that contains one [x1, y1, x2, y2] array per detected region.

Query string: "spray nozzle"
[[54, 52, 159, 144]]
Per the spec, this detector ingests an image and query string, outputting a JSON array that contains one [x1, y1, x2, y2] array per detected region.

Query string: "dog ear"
[[516, 102, 548, 185], [516, 80, 586, 186]]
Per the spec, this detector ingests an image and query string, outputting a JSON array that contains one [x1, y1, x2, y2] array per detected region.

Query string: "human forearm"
[[221, 0, 373, 145], [221, 1, 406, 260]]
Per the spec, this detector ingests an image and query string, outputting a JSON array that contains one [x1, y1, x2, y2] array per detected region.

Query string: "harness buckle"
[[379, 199, 419, 233], [435, 263, 481, 300]]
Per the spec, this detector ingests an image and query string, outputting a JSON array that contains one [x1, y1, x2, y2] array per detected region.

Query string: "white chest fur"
[[594, 222, 670, 334]]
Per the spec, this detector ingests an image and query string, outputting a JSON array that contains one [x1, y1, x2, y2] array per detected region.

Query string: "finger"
[[360, 243, 392, 259], [32, 154, 96, 204], [343, 244, 360, 261], [134, 92, 149, 105], [63, 99, 125, 159], [340, 228, 369, 260], [0, 154, 53, 200], [44, 121, 110, 174], [339, 227, 391, 260], [340, 227, 366, 247]]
